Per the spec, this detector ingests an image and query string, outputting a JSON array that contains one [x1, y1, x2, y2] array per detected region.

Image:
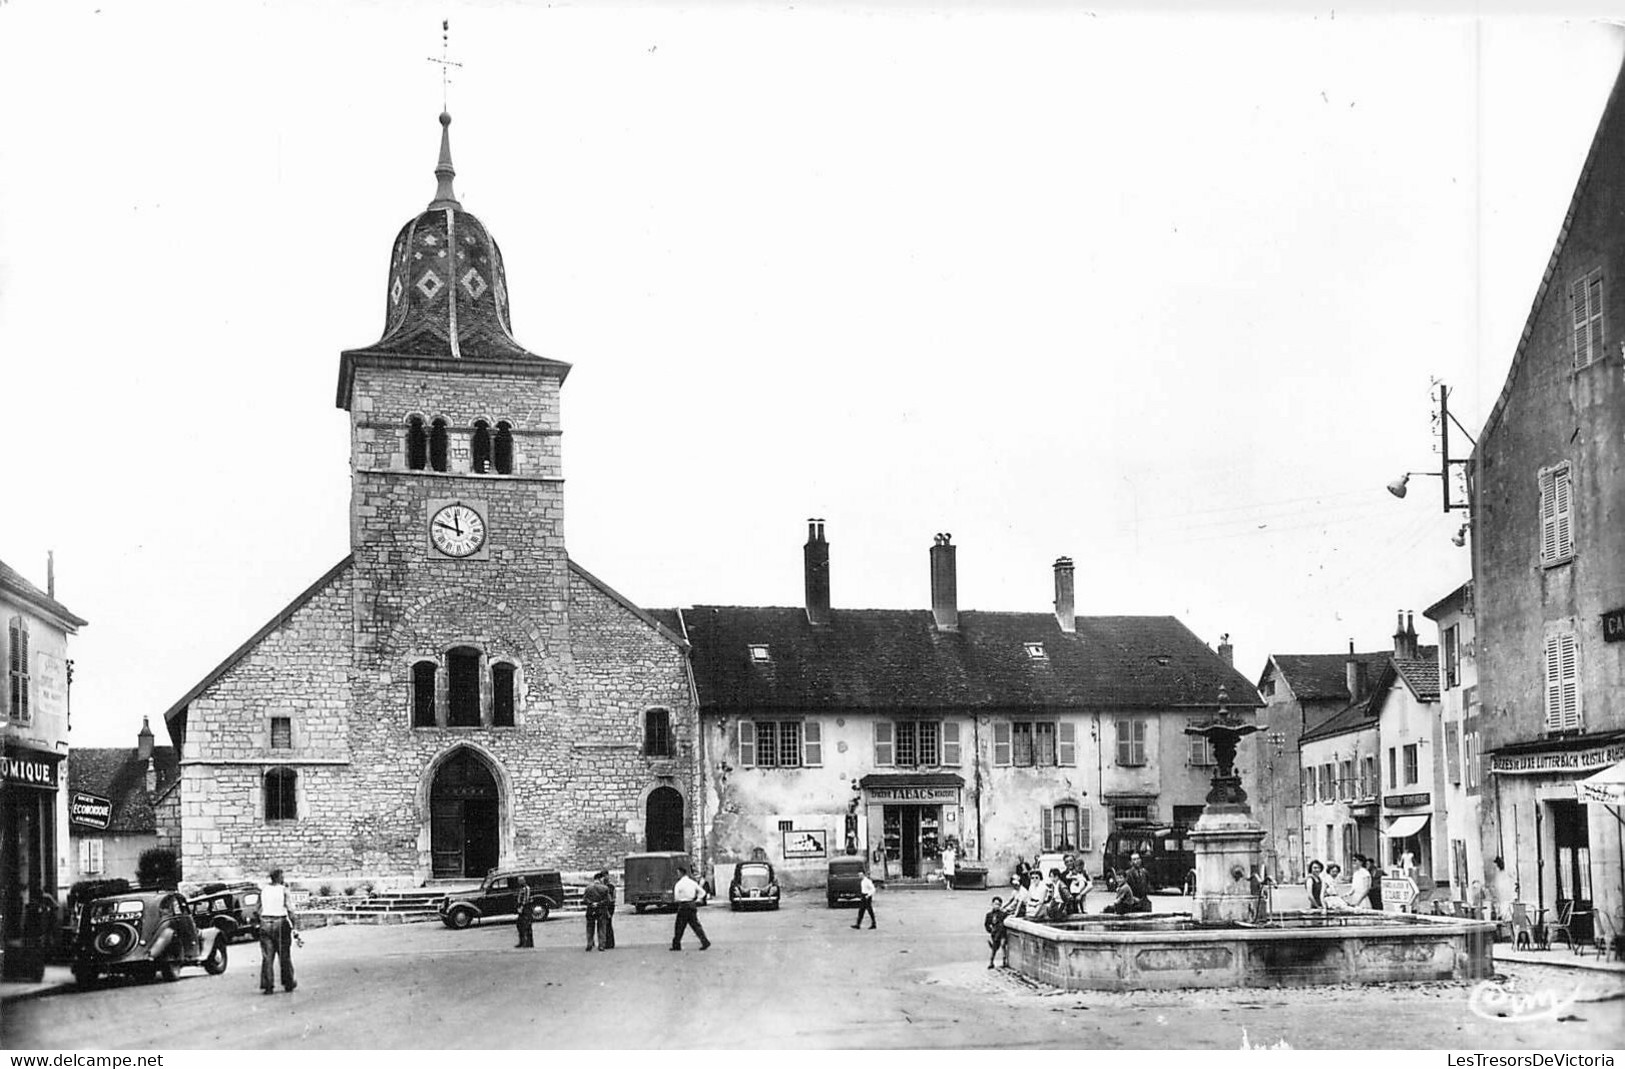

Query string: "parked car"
[[1101, 825, 1193, 894], [71, 890, 228, 987], [728, 861, 780, 911], [439, 869, 563, 929], [624, 852, 694, 913], [57, 878, 132, 960], [188, 882, 263, 945], [827, 857, 870, 909]]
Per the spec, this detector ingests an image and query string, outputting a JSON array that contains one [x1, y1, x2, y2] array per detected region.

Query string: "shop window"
[[471, 420, 493, 473], [447, 647, 480, 727], [412, 661, 437, 727], [7, 615, 29, 723], [494, 422, 514, 474], [430, 418, 449, 473], [270, 717, 292, 750], [1543, 632, 1581, 732], [645, 708, 673, 756], [1115, 718, 1146, 767], [491, 662, 516, 727], [406, 416, 428, 470], [264, 768, 298, 821]]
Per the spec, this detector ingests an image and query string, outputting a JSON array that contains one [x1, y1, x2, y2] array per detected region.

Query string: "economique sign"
[[70, 791, 114, 829]]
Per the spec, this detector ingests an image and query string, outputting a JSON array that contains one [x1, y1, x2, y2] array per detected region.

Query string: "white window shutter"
[[1544, 636, 1563, 730], [1040, 806, 1053, 851], [874, 721, 894, 766], [993, 721, 1011, 766], [1558, 634, 1581, 731], [1554, 467, 1573, 560], [1572, 277, 1591, 364], [1058, 721, 1076, 766], [739, 720, 756, 767], [1078, 808, 1092, 853], [803, 720, 823, 766], [942, 721, 961, 766]]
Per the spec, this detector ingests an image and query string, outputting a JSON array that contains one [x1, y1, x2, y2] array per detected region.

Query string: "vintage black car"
[[188, 881, 263, 944], [439, 869, 563, 929], [827, 857, 870, 909], [72, 890, 228, 986], [728, 861, 780, 911]]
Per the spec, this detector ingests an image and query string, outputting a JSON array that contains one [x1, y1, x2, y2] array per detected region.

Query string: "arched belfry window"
[[471, 420, 493, 474], [430, 418, 449, 473], [265, 768, 298, 821], [447, 646, 481, 727], [494, 422, 514, 475], [491, 662, 516, 727], [412, 660, 438, 727], [406, 416, 428, 471]]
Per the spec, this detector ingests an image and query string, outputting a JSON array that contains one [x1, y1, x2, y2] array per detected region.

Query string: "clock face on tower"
[[428, 501, 488, 559]]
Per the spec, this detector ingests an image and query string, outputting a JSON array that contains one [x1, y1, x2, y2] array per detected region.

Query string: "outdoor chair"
[[1589, 910, 1617, 960], [1509, 902, 1535, 950], [1548, 900, 1579, 952]]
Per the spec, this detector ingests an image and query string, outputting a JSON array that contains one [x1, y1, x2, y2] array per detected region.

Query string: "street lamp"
[[1386, 383, 1474, 513]]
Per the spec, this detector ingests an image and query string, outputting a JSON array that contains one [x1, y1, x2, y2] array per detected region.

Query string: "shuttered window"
[[1057, 722, 1076, 766], [1544, 632, 1581, 732], [803, 720, 823, 766], [1116, 718, 1147, 766], [993, 721, 1011, 766], [738, 720, 756, 766], [1571, 268, 1604, 367], [1539, 464, 1575, 565], [1443, 721, 1462, 783], [941, 721, 962, 766], [739, 720, 808, 767], [1033, 722, 1056, 765], [1012, 722, 1034, 765], [1188, 725, 1215, 766], [895, 721, 917, 767], [7, 615, 29, 724], [874, 721, 894, 766]]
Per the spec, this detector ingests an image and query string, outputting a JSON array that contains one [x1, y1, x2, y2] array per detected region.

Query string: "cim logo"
[[1467, 981, 1582, 1022]]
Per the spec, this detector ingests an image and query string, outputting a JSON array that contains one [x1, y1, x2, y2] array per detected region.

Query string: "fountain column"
[[1185, 688, 1266, 924]]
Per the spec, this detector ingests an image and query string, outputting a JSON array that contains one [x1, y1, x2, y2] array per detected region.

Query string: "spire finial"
[[426, 20, 464, 210]]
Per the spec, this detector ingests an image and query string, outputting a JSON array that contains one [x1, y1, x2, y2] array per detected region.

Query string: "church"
[[160, 112, 697, 884]]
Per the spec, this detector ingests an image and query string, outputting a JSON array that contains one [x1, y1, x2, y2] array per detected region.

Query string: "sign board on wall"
[[34, 652, 66, 720], [1491, 741, 1625, 775], [70, 792, 114, 829], [1, 752, 60, 790], [864, 786, 960, 802], [782, 829, 827, 858], [1603, 607, 1625, 642]]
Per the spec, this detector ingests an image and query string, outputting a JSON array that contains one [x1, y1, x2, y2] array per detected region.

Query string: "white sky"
[[1, 1, 1621, 747]]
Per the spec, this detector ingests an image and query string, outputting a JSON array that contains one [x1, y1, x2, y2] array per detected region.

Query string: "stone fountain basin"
[[1004, 910, 1497, 991]]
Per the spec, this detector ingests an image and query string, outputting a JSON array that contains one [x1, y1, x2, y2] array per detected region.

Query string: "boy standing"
[[984, 896, 1008, 968]]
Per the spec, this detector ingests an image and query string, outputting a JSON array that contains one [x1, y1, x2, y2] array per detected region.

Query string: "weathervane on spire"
[[427, 19, 463, 112]]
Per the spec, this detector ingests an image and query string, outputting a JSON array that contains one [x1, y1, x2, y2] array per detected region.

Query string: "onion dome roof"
[[338, 112, 568, 406]]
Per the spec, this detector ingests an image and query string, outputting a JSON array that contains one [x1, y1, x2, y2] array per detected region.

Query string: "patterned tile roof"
[[67, 746, 179, 835], [1394, 648, 1440, 701], [682, 606, 1261, 712]]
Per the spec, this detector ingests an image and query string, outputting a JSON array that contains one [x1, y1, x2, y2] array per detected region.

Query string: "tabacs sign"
[[70, 792, 114, 830]]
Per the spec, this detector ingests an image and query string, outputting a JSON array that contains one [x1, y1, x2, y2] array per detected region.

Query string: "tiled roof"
[[0, 559, 87, 629], [683, 606, 1261, 712], [67, 746, 179, 835], [1300, 695, 1379, 744], [1394, 648, 1440, 702], [1266, 651, 1392, 702]]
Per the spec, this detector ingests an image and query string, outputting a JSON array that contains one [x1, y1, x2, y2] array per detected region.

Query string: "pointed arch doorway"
[[646, 786, 685, 852], [430, 750, 500, 879]]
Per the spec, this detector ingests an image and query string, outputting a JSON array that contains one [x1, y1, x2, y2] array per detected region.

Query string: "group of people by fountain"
[[1306, 853, 1384, 911]]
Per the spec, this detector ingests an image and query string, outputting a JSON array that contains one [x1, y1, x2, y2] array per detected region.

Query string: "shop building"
[[1471, 54, 1625, 942], [161, 113, 697, 885], [1423, 582, 1486, 905], [1298, 656, 1382, 874], [1255, 645, 1393, 881], [1374, 615, 1443, 886], [2, 557, 86, 979], [686, 527, 1259, 888]]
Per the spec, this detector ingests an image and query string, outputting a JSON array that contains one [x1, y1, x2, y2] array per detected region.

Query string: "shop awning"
[[1381, 814, 1429, 839], [1576, 759, 1625, 805]]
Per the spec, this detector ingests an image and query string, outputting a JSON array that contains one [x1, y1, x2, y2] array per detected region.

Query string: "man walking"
[[670, 865, 710, 951], [852, 871, 877, 929], [515, 879, 535, 948], [258, 868, 297, 994]]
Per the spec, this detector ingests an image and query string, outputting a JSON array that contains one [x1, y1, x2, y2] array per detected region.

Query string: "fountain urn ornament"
[[1185, 687, 1267, 923]]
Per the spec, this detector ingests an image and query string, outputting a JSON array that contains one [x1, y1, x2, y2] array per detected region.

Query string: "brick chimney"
[[1217, 632, 1233, 666], [804, 519, 831, 627], [1052, 557, 1075, 633], [138, 716, 156, 793], [1393, 609, 1419, 659], [1405, 611, 1419, 659], [930, 534, 958, 631]]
